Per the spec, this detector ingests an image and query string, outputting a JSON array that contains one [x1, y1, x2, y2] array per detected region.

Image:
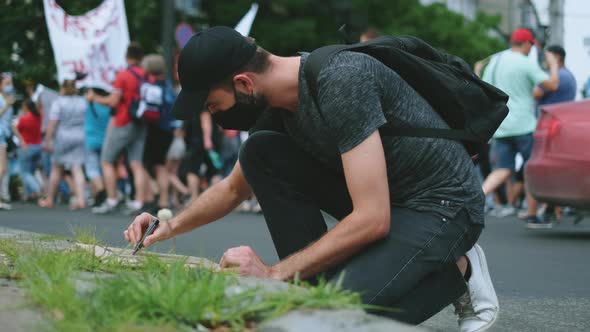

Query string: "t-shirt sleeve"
[[317, 64, 386, 154], [16, 117, 24, 131], [48, 99, 61, 121], [112, 71, 126, 94], [527, 60, 549, 86]]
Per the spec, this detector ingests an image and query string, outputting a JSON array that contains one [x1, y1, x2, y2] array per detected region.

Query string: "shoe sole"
[[471, 244, 499, 332], [526, 223, 554, 229]]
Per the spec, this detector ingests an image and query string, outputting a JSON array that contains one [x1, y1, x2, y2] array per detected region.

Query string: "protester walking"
[[481, 28, 560, 228], [13, 98, 43, 202], [140, 54, 177, 212], [0, 72, 15, 210], [84, 87, 111, 208], [38, 79, 87, 209]]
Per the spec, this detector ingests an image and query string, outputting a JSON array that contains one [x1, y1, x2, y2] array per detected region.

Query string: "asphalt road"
[[0, 203, 589, 331]]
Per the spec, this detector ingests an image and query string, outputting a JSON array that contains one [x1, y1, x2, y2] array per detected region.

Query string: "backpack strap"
[[127, 66, 146, 82], [304, 44, 356, 107]]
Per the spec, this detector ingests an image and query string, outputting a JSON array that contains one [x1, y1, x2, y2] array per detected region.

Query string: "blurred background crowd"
[[0, 0, 589, 224]]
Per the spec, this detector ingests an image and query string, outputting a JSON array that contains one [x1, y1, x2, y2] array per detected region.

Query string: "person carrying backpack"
[[139, 54, 178, 213], [124, 27, 502, 331], [86, 42, 150, 215]]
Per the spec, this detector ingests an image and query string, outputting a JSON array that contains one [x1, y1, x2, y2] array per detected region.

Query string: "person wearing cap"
[[481, 27, 560, 228], [125, 26, 498, 330]]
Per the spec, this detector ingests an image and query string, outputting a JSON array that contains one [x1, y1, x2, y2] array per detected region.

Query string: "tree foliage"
[[0, 0, 160, 90], [0, 0, 505, 91]]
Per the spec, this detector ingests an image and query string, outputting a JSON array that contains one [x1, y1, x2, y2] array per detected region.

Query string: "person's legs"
[[70, 165, 86, 209], [154, 165, 169, 208], [482, 138, 515, 195], [38, 164, 63, 208], [0, 143, 10, 209], [517, 134, 536, 217], [19, 145, 42, 199], [239, 131, 476, 324], [0, 145, 7, 191], [127, 123, 148, 207], [101, 161, 117, 200], [166, 159, 188, 195], [100, 124, 132, 202]]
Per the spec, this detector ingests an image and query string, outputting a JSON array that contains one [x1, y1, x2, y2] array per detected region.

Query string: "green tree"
[[0, 0, 505, 91], [202, 0, 505, 65]]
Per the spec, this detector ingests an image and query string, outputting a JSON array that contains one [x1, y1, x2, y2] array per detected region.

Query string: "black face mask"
[[211, 88, 267, 131]]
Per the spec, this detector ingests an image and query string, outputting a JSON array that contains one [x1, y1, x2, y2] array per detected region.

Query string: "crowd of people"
[[0, 43, 260, 215], [474, 28, 578, 229], [0, 27, 584, 227]]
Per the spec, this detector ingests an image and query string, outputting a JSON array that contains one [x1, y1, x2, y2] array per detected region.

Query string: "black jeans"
[[239, 131, 483, 324]]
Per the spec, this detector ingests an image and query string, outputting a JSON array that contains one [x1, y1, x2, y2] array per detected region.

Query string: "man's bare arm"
[[169, 161, 252, 235], [533, 86, 545, 100], [539, 52, 560, 92], [125, 161, 253, 246], [269, 130, 391, 280], [92, 91, 121, 108]]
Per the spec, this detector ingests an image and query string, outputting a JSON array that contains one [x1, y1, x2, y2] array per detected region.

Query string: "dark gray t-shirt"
[[254, 51, 484, 224]]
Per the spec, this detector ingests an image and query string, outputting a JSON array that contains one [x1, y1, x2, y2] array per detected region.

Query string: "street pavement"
[[0, 203, 589, 331]]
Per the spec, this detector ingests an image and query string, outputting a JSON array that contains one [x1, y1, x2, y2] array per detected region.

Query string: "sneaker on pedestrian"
[[92, 199, 118, 214], [487, 205, 514, 218], [235, 201, 252, 213], [525, 216, 553, 229], [454, 244, 499, 332], [0, 201, 12, 210], [495, 206, 516, 218], [122, 200, 145, 216]]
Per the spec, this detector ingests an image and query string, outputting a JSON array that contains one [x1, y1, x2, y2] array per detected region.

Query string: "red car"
[[525, 100, 590, 209]]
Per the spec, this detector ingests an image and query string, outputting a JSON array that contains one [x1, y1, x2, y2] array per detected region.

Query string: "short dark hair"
[[126, 42, 144, 61], [217, 38, 271, 89], [546, 45, 566, 62]]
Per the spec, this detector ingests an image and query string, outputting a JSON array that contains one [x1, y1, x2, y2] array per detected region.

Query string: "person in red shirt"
[[13, 98, 43, 201], [86, 43, 150, 214]]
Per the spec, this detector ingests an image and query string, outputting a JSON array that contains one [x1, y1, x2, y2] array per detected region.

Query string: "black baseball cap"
[[172, 26, 257, 120]]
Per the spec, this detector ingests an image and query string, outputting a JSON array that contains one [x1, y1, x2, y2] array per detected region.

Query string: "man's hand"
[[124, 212, 174, 248], [545, 51, 558, 69], [43, 140, 53, 152], [85, 89, 95, 103], [20, 142, 27, 152], [204, 137, 213, 151], [219, 246, 275, 279]]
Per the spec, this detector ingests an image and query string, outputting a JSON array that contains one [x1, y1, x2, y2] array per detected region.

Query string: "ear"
[[232, 73, 255, 95]]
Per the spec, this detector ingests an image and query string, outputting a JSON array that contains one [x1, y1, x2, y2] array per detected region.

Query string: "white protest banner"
[[234, 3, 259, 37], [43, 0, 130, 91]]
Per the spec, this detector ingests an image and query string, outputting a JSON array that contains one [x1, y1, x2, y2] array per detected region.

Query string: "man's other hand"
[[219, 246, 276, 279]]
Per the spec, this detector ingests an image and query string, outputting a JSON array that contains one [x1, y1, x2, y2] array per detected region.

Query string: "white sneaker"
[[454, 244, 499, 332], [0, 201, 11, 210]]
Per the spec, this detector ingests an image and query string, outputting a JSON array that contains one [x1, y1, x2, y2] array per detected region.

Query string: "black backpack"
[[303, 35, 509, 156]]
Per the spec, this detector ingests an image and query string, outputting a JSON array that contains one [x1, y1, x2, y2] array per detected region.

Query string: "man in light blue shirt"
[[481, 28, 560, 227]]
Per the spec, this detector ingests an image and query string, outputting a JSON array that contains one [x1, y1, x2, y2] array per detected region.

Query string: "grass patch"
[[0, 239, 365, 331], [69, 225, 102, 246]]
